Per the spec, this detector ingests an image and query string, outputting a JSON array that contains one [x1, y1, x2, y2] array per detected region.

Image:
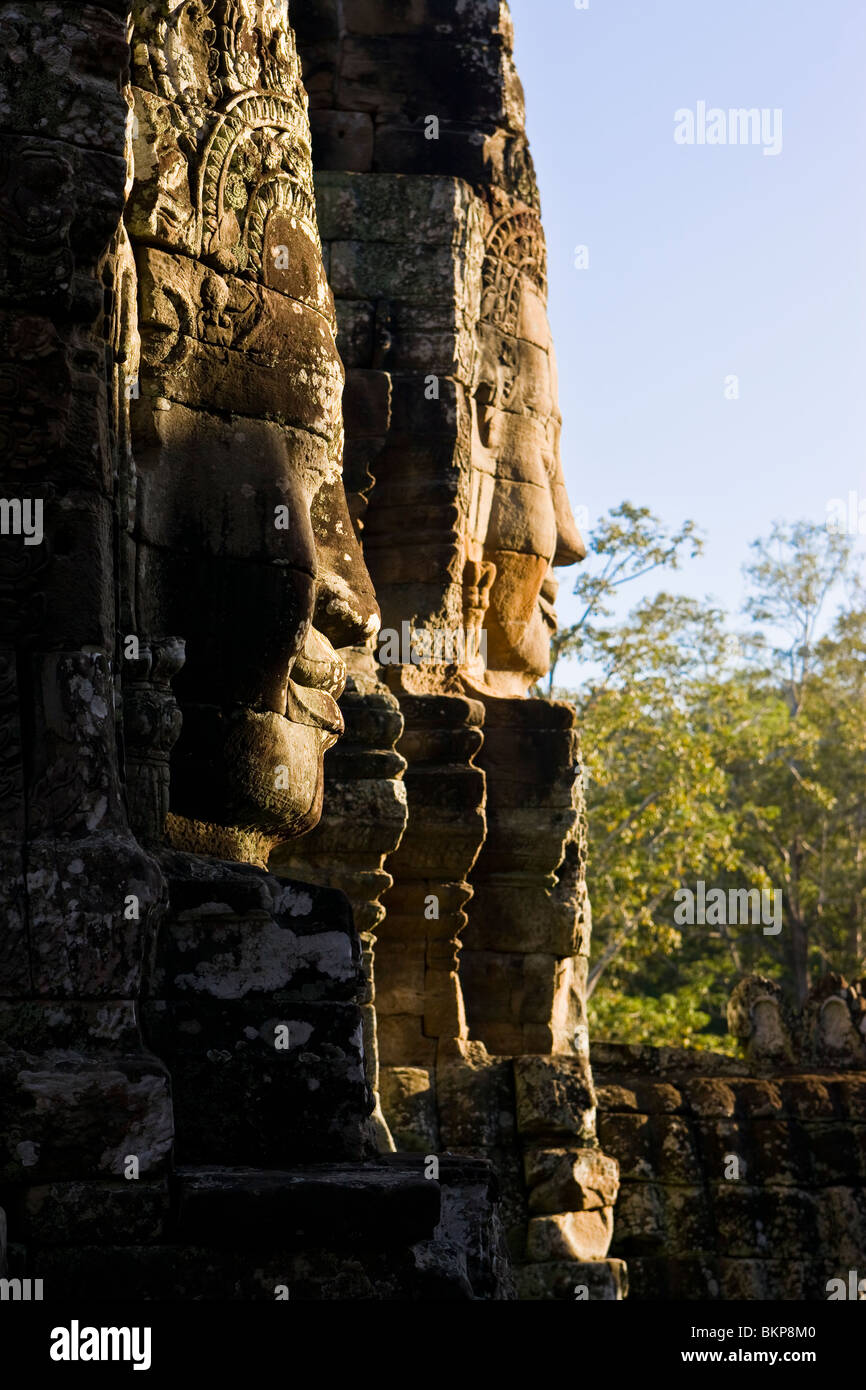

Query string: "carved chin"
[[167, 706, 332, 859], [481, 606, 553, 690]]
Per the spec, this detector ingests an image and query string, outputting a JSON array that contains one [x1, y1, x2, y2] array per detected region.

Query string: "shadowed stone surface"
[[0, 0, 513, 1300]]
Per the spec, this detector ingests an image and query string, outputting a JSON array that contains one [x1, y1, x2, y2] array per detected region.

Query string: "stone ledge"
[[174, 1162, 440, 1249], [515, 1258, 628, 1301]]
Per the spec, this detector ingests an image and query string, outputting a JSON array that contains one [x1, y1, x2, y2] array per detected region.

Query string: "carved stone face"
[[466, 213, 584, 697], [128, 5, 379, 863], [133, 227, 378, 862]]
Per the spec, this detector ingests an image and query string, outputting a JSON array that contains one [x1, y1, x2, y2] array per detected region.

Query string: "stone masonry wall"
[[594, 977, 866, 1300]]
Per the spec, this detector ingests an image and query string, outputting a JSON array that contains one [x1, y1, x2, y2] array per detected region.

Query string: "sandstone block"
[[660, 1185, 714, 1256], [652, 1115, 700, 1184], [526, 1209, 614, 1262], [0, 1056, 173, 1182], [315, 172, 473, 246], [731, 1078, 784, 1117], [515, 1258, 628, 1301], [11, 1180, 170, 1245], [596, 1111, 654, 1180], [513, 1056, 597, 1143], [310, 110, 374, 171], [609, 1181, 666, 1255], [437, 1051, 516, 1151], [379, 1066, 439, 1152], [151, 867, 362, 1005], [377, 1012, 436, 1067], [682, 1077, 737, 1118], [525, 1147, 620, 1214], [779, 1076, 836, 1119], [144, 997, 372, 1165], [633, 1081, 684, 1115], [343, 369, 392, 437], [747, 1119, 801, 1186]]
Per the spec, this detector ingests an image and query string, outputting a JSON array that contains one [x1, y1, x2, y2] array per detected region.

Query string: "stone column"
[[293, 0, 625, 1298], [0, 0, 173, 1223], [462, 696, 590, 1056], [272, 650, 409, 1148]]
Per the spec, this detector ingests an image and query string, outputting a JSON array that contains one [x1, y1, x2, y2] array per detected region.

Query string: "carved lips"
[[538, 574, 559, 634], [286, 625, 347, 742]]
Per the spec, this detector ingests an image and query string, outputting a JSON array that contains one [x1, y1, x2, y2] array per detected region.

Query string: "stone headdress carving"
[[474, 209, 548, 408], [131, 1, 320, 285], [479, 208, 548, 336], [198, 91, 318, 276]]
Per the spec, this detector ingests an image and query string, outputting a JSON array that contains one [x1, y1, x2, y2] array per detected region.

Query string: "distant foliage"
[[544, 507, 865, 1050]]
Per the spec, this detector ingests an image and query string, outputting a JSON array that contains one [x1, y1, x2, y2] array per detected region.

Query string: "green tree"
[[546, 510, 866, 1047], [545, 501, 703, 696]]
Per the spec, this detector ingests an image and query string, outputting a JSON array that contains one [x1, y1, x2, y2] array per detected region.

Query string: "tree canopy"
[[542, 507, 866, 1050]]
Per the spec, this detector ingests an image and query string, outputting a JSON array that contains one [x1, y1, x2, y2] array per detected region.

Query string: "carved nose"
[[311, 475, 381, 647], [552, 479, 586, 566]]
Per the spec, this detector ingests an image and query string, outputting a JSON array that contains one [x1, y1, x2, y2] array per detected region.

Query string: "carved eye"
[[474, 380, 497, 448], [498, 340, 519, 408]]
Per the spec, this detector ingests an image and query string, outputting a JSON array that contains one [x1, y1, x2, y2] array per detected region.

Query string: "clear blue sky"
[[508, 0, 866, 681]]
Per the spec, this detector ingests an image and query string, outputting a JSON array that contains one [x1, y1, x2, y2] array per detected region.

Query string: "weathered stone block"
[[525, 1147, 619, 1214], [437, 1049, 516, 1151], [315, 171, 473, 246], [732, 1078, 784, 1117], [595, 1082, 639, 1112], [692, 1117, 748, 1183], [332, 296, 375, 367], [144, 998, 372, 1165], [25, 836, 164, 998], [839, 1076, 866, 1120], [374, 1011, 436, 1067], [761, 1185, 820, 1253], [710, 1182, 764, 1258], [0, 1056, 173, 1182], [513, 1056, 596, 1143], [526, 1209, 614, 1262], [747, 1119, 802, 1186], [609, 1181, 666, 1255], [343, 369, 391, 438], [175, 1163, 439, 1250], [596, 1111, 654, 1180], [660, 1186, 714, 1256], [515, 1258, 628, 1301], [379, 1066, 439, 1151], [411, 1154, 513, 1300], [151, 875, 362, 1005], [803, 1120, 858, 1185], [374, 942, 426, 1015], [9, 1180, 170, 1245], [0, 5, 129, 155], [682, 1077, 737, 1118], [652, 1115, 700, 1185], [814, 1184, 866, 1265], [310, 110, 374, 171], [329, 239, 459, 303], [718, 1258, 767, 1300], [0, 1002, 141, 1053], [0, 862, 29, 995], [633, 1081, 684, 1115], [0, 133, 126, 312], [780, 1075, 837, 1119], [26, 653, 128, 840]]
